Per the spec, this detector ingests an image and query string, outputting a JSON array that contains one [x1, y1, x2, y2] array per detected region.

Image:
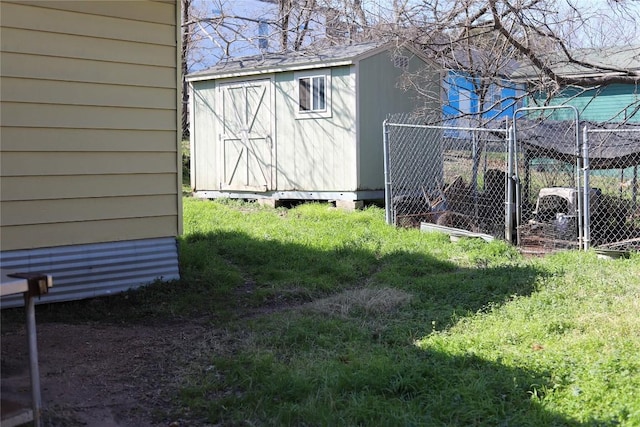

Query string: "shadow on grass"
[[0, 228, 604, 425], [175, 230, 601, 425], [187, 338, 594, 426]]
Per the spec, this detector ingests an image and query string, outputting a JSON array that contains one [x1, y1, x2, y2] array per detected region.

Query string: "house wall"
[[0, 0, 181, 306], [275, 66, 358, 191], [531, 84, 639, 123], [357, 50, 439, 190], [443, 71, 524, 125]]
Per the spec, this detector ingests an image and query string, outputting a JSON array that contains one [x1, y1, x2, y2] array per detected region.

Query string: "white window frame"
[[295, 70, 332, 119]]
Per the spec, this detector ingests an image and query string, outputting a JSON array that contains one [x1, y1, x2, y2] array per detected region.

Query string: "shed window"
[[299, 76, 326, 112]]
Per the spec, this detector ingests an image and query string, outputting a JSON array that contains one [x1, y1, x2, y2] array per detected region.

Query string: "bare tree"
[[181, 0, 400, 67], [180, 0, 640, 125], [183, 0, 324, 65], [386, 0, 640, 122], [181, 0, 191, 138]]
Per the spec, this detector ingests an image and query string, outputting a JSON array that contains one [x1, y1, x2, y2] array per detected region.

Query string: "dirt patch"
[[307, 287, 413, 317], [1, 319, 223, 426]]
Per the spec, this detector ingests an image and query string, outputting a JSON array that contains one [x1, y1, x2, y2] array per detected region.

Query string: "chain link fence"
[[385, 110, 640, 254], [585, 126, 640, 251], [384, 114, 508, 239]]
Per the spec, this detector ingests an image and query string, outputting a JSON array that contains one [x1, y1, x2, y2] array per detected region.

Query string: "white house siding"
[[0, 0, 181, 306], [275, 66, 358, 191]]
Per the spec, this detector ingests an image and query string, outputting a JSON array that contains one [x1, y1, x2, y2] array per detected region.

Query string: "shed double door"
[[218, 79, 274, 191]]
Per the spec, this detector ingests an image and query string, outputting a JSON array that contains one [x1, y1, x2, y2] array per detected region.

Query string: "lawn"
[[176, 198, 640, 426], [8, 197, 640, 426]]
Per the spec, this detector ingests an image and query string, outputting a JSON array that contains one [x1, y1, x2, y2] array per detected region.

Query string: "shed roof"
[[187, 41, 411, 81]]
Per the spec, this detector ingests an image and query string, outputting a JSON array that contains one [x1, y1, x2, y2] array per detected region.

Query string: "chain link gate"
[[384, 114, 509, 239], [512, 106, 584, 254]]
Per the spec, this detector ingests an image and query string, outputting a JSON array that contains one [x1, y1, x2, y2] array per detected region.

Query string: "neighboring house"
[[186, 42, 439, 208], [189, 0, 284, 70], [438, 48, 525, 129], [0, 1, 182, 307], [443, 71, 525, 126], [512, 45, 640, 123]]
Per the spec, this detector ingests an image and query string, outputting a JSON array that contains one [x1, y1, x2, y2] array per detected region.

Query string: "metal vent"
[[393, 55, 409, 70]]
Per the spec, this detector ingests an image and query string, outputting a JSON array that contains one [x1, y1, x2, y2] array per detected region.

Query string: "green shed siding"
[[532, 84, 639, 123], [190, 79, 219, 190], [357, 50, 440, 190], [275, 66, 357, 191]]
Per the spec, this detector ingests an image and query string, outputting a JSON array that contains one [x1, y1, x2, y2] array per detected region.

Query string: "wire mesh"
[[384, 110, 640, 255], [384, 114, 508, 239], [513, 111, 582, 253], [586, 127, 640, 251]]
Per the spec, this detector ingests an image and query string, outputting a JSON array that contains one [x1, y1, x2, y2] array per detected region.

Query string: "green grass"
[[5, 198, 640, 426], [179, 199, 640, 426]]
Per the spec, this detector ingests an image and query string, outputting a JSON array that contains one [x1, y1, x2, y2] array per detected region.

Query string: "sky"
[[187, 0, 640, 71]]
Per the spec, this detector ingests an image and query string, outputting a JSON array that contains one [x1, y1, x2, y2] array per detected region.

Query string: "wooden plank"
[[1, 103, 177, 130], [0, 152, 177, 176], [0, 216, 179, 251], [0, 399, 33, 426], [1, 195, 178, 226], [1, 27, 176, 67], [0, 52, 176, 88], [0, 128, 177, 152], [1, 0, 176, 25], [1, 77, 176, 110], [1, 2, 175, 45], [0, 174, 178, 201]]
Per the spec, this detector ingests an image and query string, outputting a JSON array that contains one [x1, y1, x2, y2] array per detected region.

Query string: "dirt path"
[[1, 320, 218, 426]]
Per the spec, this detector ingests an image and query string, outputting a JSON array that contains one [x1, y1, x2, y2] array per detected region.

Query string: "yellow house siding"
[[2, 1, 176, 45], [9, 0, 177, 24], [1, 128, 177, 152], [1, 174, 178, 201], [0, 0, 181, 251], [1, 217, 179, 250], [1, 196, 178, 226], [2, 52, 176, 88], [3, 27, 175, 67], [1, 152, 177, 176], [2, 103, 177, 130], [2, 77, 176, 110]]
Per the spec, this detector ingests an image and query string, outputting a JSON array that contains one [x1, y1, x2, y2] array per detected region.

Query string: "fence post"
[[383, 119, 392, 225], [506, 125, 515, 244], [582, 125, 591, 250]]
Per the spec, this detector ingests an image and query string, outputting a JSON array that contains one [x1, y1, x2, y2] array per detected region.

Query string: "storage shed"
[[0, 0, 182, 307], [187, 42, 440, 208]]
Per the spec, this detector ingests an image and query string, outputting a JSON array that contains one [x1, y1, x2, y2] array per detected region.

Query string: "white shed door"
[[219, 79, 273, 191]]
